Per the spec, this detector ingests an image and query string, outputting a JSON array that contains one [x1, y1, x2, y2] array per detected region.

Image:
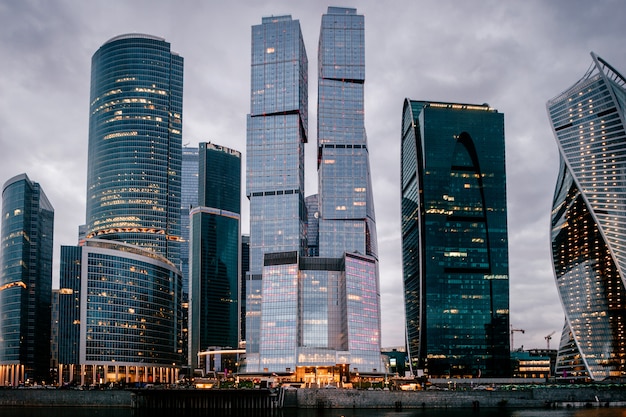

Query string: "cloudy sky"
[[1, 0, 625, 349]]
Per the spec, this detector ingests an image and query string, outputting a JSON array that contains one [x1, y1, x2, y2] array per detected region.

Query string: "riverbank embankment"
[[2, 386, 626, 409]]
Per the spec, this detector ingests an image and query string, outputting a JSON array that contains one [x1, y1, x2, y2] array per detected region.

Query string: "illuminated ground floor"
[[57, 363, 180, 387], [0, 364, 26, 386], [239, 365, 386, 389]]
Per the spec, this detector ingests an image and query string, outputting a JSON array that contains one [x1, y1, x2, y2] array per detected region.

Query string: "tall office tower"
[[547, 53, 626, 381], [0, 174, 54, 385], [54, 34, 184, 387], [245, 8, 383, 379], [316, 6, 382, 373], [85, 34, 184, 266], [401, 99, 510, 378], [245, 15, 308, 367], [180, 146, 198, 368], [181, 147, 199, 296], [318, 7, 377, 260], [189, 143, 241, 367]]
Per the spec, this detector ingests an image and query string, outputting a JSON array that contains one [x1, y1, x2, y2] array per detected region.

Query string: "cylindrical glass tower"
[[86, 34, 183, 266]]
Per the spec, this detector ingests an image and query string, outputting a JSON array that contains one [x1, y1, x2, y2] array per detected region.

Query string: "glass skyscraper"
[[245, 7, 383, 380], [55, 34, 185, 386], [0, 173, 54, 385], [548, 53, 626, 381], [245, 15, 308, 368], [318, 7, 377, 261], [189, 142, 241, 367], [181, 146, 199, 296], [179, 146, 198, 367], [401, 99, 510, 377], [315, 6, 381, 374], [85, 34, 184, 266]]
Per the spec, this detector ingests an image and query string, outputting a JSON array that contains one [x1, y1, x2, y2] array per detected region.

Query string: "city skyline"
[[1, 0, 625, 349]]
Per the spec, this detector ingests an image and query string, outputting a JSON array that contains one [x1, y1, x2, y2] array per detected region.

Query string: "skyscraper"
[[0, 173, 54, 385], [56, 34, 184, 386], [179, 146, 198, 367], [244, 7, 383, 380], [318, 7, 377, 261], [181, 146, 199, 296], [547, 52, 626, 381], [316, 6, 382, 374], [245, 15, 308, 368], [401, 99, 510, 377], [85, 34, 184, 266], [189, 142, 241, 367]]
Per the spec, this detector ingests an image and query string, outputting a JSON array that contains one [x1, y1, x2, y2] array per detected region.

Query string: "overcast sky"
[[1, 0, 625, 349]]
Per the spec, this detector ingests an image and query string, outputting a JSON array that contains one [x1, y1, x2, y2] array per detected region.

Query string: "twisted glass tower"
[[86, 34, 183, 266], [548, 53, 626, 381]]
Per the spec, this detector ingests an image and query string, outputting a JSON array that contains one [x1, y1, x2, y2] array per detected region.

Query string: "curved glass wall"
[[86, 34, 183, 265], [80, 239, 182, 366], [548, 53, 626, 380]]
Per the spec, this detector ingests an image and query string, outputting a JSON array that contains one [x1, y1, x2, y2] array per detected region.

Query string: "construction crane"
[[545, 331, 556, 349], [510, 326, 525, 351]]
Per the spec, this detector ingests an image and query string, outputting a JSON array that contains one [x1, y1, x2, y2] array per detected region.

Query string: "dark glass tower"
[[548, 53, 626, 381], [85, 34, 184, 266], [189, 143, 241, 367], [0, 173, 54, 385], [401, 100, 510, 377]]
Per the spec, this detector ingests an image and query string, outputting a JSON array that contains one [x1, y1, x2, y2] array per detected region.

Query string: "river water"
[[2, 407, 626, 417]]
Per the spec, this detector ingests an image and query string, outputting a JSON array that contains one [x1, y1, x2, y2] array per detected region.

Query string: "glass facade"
[[189, 143, 241, 367], [259, 252, 299, 370], [181, 147, 199, 296], [246, 15, 308, 367], [0, 173, 54, 385], [58, 245, 82, 382], [317, 7, 378, 261], [244, 8, 382, 376], [81, 240, 181, 365], [316, 7, 382, 373], [547, 53, 626, 381], [85, 34, 183, 266], [57, 240, 183, 385], [401, 99, 510, 377]]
